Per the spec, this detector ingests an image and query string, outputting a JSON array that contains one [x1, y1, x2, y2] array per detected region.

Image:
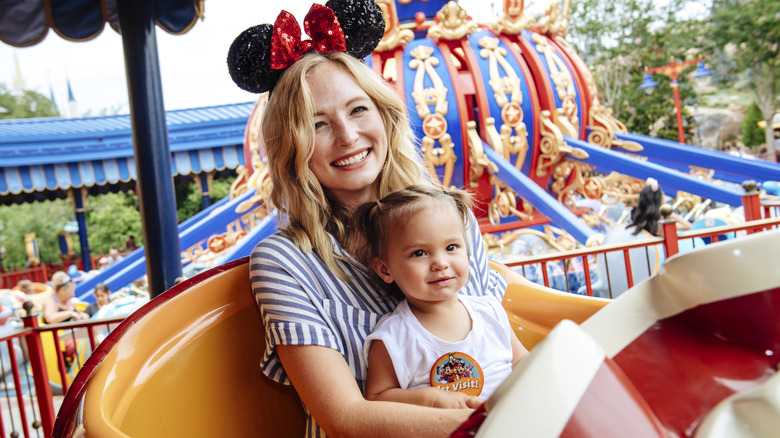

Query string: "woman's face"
[[306, 62, 388, 209], [60, 282, 75, 299]]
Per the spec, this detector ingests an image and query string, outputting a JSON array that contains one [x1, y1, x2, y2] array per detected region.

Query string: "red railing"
[[0, 266, 50, 290], [501, 193, 780, 299], [0, 314, 124, 437]]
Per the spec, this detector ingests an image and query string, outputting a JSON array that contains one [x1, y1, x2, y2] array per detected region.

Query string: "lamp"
[[691, 61, 712, 79], [639, 73, 660, 95], [638, 58, 710, 144]]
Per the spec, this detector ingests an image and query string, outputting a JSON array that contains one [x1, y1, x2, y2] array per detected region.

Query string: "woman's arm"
[[42, 300, 80, 324], [364, 341, 482, 409], [278, 344, 473, 437], [671, 212, 692, 231]]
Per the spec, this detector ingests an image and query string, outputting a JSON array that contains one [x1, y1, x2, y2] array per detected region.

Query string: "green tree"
[[176, 177, 234, 222], [0, 199, 74, 268], [0, 83, 60, 119], [709, 0, 780, 160], [567, 0, 704, 142], [742, 101, 765, 147], [84, 191, 143, 255]]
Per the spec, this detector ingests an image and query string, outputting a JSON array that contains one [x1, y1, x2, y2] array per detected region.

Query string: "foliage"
[[0, 199, 75, 268], [567, 0, 704, 142], [84, 191, 144, 255], [742, 101, 765, 147], [709, 0, 780, 157], [0, 83, 60, 119], [176, 177, 234, 222]]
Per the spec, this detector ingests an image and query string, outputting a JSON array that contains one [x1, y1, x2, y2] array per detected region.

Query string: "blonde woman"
[[229, 1, 507, 436], [42, 272, 87, 324]]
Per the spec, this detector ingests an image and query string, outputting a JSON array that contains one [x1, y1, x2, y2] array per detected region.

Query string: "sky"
[[0, 0, 511, 117]]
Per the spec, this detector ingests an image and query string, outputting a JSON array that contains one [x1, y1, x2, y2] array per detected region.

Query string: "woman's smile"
[[332, 148, 371, 168]]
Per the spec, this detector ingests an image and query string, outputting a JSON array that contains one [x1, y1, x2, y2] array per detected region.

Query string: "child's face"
[[373, 202, 470, 309], [96, 290, 110, 307]]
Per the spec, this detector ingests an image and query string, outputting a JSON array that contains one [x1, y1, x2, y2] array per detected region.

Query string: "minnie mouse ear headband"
[[227, 0, 385, 94]]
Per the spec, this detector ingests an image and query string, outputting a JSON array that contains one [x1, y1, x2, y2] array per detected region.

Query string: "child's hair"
[[628, 179, 664, 236], [354, 185, 473, 290], [94, 283, 110, 295]]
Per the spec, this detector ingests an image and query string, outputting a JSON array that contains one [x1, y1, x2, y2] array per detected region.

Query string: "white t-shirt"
[[364, 294, 514, 400]]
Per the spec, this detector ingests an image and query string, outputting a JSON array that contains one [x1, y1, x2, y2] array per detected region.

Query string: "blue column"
[[72, 189, 92, 272], [117, 0, 182, 297], [199, 173, 212, 210]]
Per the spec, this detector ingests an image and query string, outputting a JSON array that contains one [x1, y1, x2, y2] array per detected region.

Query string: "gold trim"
[[537, 0, 569, 38], [478, 36, 529, 170], [427, 1, 478, 42], [536, 110, 587, 178], [492, 0, 535, 35], [376, 0, 415, 52], [410, 45, 456, 187], [532, 34, 579, 135], [587, 99, 643, 152]]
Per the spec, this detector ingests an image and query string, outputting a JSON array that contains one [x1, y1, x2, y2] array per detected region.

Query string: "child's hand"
[[426, 388, 483, 409]]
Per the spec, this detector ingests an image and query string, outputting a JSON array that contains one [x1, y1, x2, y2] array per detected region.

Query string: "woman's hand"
[[278, 344, 473, 437]]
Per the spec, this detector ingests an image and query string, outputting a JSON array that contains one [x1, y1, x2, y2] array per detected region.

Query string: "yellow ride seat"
[[53, 258, 608, 437]]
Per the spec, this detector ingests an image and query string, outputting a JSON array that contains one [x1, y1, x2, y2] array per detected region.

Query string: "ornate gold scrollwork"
[[375, 0, 414, 52], [587, 98, 643, 152], [467, 121, 534, 225], [575, 172, 644, 207], [410, 45, 456, 187], [688, 166, 714, 180], [532, 33, 579, 136], [536, 110, 587, 177], [537, 0, 570, 38], [483, 224, 576, 253], [492, 0, 535, 35], [478, 36, 530, 170], [466, 121, 497, 187], [427, 1, 478, 42]]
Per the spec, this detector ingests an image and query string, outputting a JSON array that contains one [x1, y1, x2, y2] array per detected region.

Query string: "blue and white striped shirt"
[[249, 213, 506, 436]]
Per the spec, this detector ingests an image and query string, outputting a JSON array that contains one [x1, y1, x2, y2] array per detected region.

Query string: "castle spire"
[[13, 51, 26, 95], [66, 76, 79, 118]]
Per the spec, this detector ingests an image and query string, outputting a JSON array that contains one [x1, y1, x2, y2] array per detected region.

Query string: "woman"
[[42, 272, 88, 324], [229, 2, 506, 436]]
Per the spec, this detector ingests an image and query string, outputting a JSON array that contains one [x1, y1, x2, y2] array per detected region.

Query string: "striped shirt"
[[249, 213, 506, 437]]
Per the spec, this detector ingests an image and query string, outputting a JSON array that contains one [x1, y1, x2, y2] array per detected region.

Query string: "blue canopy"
[[0, 0, 202, 47], [0, 102, 251, 205]]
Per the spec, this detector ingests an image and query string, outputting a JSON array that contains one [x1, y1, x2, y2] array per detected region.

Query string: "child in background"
[[356, 185, 528, 409], [85, 283, 111, 317]]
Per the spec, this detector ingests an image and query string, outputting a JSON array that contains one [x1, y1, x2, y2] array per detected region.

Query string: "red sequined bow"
[[270, 4, 347, 70]]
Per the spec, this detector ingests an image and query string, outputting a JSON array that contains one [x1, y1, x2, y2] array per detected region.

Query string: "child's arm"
[[510, 333, 529, 367], [365, 340, 483, 409]]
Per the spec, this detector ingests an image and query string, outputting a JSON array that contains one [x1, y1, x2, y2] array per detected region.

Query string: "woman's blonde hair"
[[51, 271, 72, 293], [261, 51, 428, 278]]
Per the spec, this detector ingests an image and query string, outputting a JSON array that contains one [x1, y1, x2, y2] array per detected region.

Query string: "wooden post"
[[741, 180, 762, 233], [660, 204, 679, 258]]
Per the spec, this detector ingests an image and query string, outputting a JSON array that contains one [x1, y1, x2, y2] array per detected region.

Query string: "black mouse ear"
[[325, 0, 385, 59], [227, 23, 283, 94]]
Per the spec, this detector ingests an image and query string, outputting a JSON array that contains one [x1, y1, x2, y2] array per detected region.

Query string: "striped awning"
[[0, 0, 203, 47], [0, 102, 252, 203]]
